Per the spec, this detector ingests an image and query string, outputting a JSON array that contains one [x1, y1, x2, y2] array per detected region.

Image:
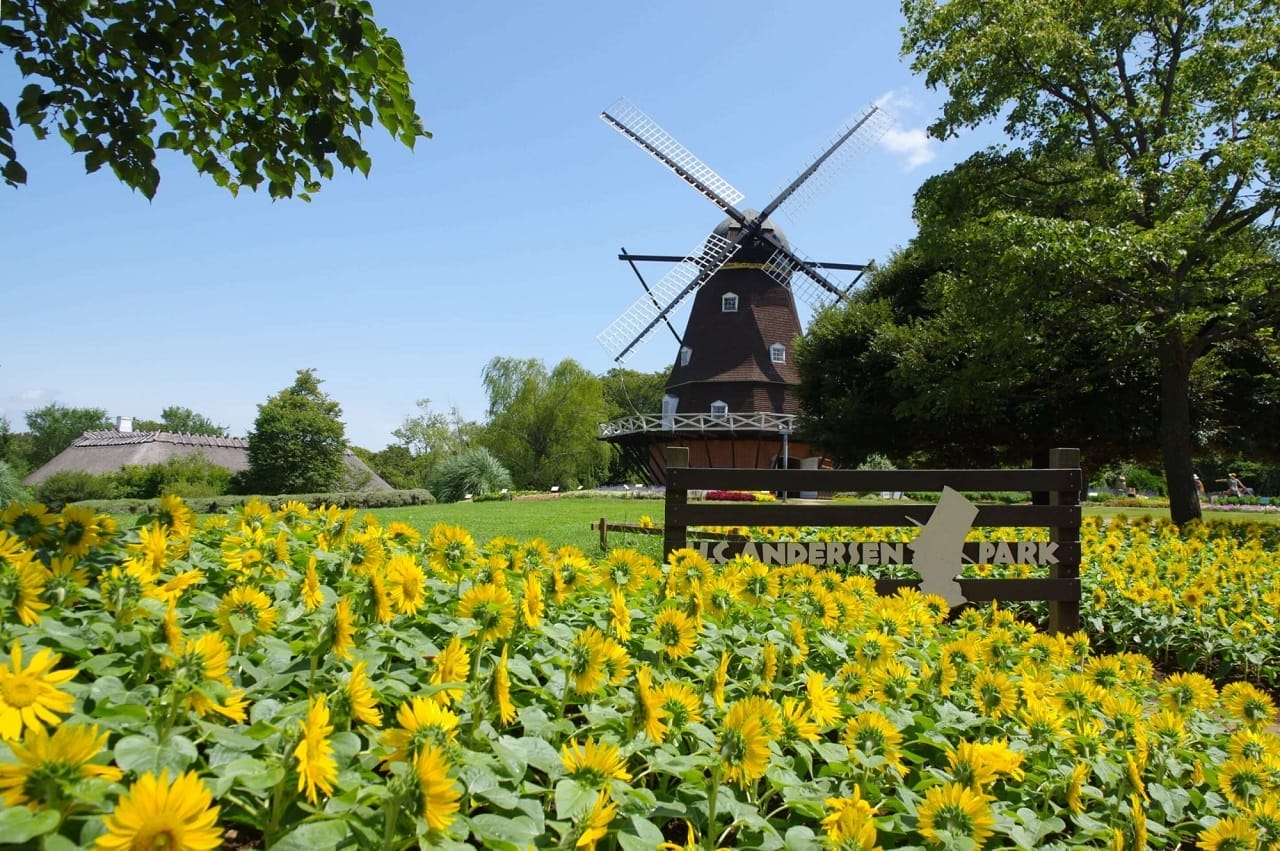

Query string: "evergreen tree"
[[245, 369, 347, 494]]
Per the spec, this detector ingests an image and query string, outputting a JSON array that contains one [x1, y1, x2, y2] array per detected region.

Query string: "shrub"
[[429, 448, 513, 503], [35, 470, 118, 509]]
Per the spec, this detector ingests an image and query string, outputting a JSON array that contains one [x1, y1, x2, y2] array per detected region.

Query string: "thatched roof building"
[[23, 429, 393, 492]]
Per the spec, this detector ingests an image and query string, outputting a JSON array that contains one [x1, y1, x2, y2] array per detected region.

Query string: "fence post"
[[663, 447, 690, 559], [1047, 447, 1081, 634]]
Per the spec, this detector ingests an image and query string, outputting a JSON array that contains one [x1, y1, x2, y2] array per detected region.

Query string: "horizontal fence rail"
[[599, 412, 797, 438], [662, 448, 1082, 633]]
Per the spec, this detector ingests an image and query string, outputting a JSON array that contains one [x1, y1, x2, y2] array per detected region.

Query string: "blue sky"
[[1, 2, 1003, 450]]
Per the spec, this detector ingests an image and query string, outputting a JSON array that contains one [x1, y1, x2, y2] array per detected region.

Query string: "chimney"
[[116, 416, 133, 433]]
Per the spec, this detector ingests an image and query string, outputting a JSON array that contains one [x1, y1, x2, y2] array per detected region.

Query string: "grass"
[[111, 494, 1280, 555]]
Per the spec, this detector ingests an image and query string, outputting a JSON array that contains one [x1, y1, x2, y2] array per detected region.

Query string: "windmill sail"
[[597, 232, 738, 362], [600, 98, 746, 214]]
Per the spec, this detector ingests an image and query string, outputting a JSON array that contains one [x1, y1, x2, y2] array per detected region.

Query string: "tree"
[[392, 399, 476, 460], [24, 403, 110, 468], [479, 357, 611, 490], [134, 406, 229, 436], [244, 369, 347, 494], [900, 0, 1280, 523], [3, 0, 428, 198], [599, 367, 669, 483]]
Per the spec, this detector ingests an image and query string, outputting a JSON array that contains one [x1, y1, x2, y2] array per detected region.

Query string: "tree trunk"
[[1159, 331, 1201, 525]]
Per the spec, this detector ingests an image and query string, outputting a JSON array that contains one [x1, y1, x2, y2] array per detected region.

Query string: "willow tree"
[[901, 0, 1280, 523]]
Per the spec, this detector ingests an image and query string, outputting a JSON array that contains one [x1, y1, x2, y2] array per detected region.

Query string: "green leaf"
[[272, 818, 356, 850], [114, 734, 197, 775], [2, 159, 28, 185], [469, 814, 542, 847], [554, 778, 597, 822], [0, 806, 59, 842]]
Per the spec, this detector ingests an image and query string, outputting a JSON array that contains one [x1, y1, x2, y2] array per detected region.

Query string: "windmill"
[[596, 98, 893, 485]]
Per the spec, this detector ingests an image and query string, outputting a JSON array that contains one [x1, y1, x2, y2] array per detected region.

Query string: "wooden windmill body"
[[596, 99, 891, 485]]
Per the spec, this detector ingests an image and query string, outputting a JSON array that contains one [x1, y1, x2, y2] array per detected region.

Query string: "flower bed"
[[0, 498, 1277, 848]]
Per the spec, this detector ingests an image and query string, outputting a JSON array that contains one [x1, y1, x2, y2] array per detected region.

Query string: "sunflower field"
[[0, 497, 1278, 850]]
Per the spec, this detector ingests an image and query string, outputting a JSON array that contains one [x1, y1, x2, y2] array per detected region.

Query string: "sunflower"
[[0, 723, 122, 808], [577, 789, 618, 850], [609, 590, 632, 642], [712, 651, 730, 710], [1217, 757, 1270, 809], [384, 521, 421, 547], [427, 524, 476, 576], [1221, 682, 1279, 729], [331, 597, 357, 660], [344, 660, 382, 727], [1, 503, 57, 547], [520, 571, 544, 628], [821, 786, 879, 850], [779, 697, 820, 745], [790, 618, 809, 663], [1161, 671, 1218, 715], [719, 700, 771, 787], [971, 669, 1019, 720], [0, 640, 77, 741], [740, 562, 780, 603], [1196, 816, 1260, 851], [1247, 798, 1280, 850], [385, 553, 428, 616], [301, 557, 323, 611], [600, 548, 649, 594], [57, 505, 107, 558], [1227, 729, 1280, 764], [367, 571, 394, 624], [946, 739, 1025, 791], [1064, 763, 1090, 815], [658, 681, 703, 731], [634, 666, 667, 743], [215, 584, 278, 644], [561, 736, 632, 786], [806, 671, 842, 728], [916, 782, 995, 848], [94, 769, 221, 851], [843, 710, 906, 775], [128, 522, 172, 573], [295, 696, 337, 805], [486, 646, 514, 727], [869, 659, 919, 706], [1053, 673, 1106, 715], [1018, 697, 1067, 745], [1, 557, 49, 626], [415, 743, 461, 833], [457, 583, 516, 641], [429, 637, 470, 706], [382, 698, 461, 766], [760, 642, 778, 689]]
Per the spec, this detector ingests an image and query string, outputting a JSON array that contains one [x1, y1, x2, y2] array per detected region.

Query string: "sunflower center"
[[0, 673, 38, 707], [934, 803, 975, 837], [136, 813, 185, 849]]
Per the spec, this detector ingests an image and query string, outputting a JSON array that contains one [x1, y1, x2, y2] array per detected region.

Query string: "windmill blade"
[[762, 244, 849, 312], [598, 232, 739, 362], [601, 98, 747, 216], [759, 104, 895, 225]]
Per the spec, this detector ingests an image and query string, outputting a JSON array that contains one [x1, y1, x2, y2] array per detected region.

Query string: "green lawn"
[[360, 495, 1280, 556]]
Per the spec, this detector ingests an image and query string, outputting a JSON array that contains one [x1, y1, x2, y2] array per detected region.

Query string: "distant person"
[[1194, 473, 1205, 497], [1227, 473, 1253, 497]]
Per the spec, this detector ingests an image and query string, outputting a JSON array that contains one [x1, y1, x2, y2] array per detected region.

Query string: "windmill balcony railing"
[[599, 412, 797, 438]]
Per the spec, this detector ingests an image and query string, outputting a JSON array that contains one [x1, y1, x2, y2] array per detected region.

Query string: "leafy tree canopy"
[[245, 368, 346, 495], [479, 357, 610, 491], [23, 402, 110, 468], [134, 405, 228, 436], [2, 0, 429, 198], [899, 0, 1280, 522]]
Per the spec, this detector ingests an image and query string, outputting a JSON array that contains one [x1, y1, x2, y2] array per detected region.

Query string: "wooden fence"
[[662, 447, 1082, 633]]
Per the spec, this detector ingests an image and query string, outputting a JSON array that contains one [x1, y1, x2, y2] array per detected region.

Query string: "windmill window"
[[710, 401, 728, 419], [680, 346, 692, 366], [722, 293, 738, 313], [770, 343, 786, 364]]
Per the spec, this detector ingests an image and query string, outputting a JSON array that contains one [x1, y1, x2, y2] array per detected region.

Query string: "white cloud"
[[17, 388, 54, 405], [880, 126, 936, 171], [874, 89, 918, 114]]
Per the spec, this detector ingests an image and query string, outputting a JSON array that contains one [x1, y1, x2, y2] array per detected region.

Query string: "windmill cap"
[[715, 209, 791, 252]]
